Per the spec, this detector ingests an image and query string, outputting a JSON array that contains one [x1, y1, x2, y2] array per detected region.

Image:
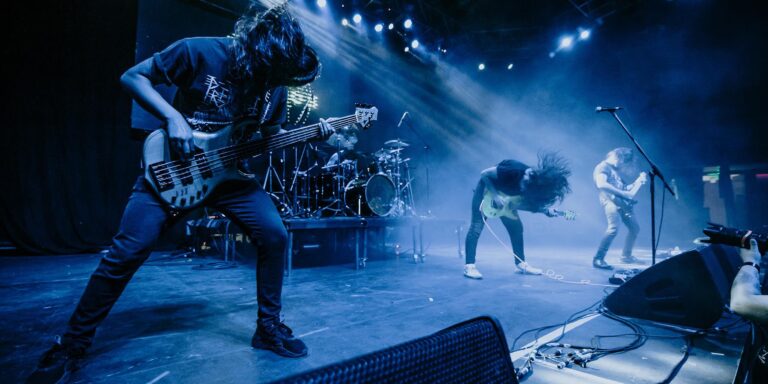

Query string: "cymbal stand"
[[263, 151, 293, 215], [391, 143, 406, 216], [316, 139, 346, 217], [294, 144, 322, 217], [402, 160, 416, 215]]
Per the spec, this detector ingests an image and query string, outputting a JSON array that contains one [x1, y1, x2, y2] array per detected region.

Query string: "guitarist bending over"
[[463, 153, 571, 279], [592, 147, 647, 270], [29, 4, 333, 383]]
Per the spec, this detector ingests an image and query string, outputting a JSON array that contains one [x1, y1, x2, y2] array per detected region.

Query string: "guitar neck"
[[221, 115, 358, 165]]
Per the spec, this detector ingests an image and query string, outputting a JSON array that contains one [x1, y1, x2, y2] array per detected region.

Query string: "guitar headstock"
[[354, 103, 378, 129], [553, 209, 577, 221]]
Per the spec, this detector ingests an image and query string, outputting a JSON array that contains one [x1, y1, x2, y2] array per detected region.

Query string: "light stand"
[[603, 109, 676, 265]]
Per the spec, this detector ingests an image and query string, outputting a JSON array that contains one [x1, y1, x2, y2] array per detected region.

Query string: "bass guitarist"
[[463, 153, 572, 279], [592, 147, 648, 270], [29, 4, 333, 383]]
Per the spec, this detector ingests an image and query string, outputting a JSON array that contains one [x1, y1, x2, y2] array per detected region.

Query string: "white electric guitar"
[[143, 104, 378, 209]]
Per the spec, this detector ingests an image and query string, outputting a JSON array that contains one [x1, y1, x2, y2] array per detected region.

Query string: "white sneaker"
[[516, 262, 542, 275], [464, 264, 483, 279]]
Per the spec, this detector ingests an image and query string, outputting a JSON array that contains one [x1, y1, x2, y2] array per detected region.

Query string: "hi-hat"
[[384, 139, 410, 148]]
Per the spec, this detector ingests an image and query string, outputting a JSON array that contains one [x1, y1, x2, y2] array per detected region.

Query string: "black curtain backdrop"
[[1, 1, 141, 254]]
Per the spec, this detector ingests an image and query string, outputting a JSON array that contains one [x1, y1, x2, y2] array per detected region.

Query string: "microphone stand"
[[604, 110, 676, 265], [401, 116, 432, 216]]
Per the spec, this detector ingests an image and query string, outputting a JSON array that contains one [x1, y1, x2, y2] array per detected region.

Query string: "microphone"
[[595, 106, 622, 113], [397, 111, 409, 128]]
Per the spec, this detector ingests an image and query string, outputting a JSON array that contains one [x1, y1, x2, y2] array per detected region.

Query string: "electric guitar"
[[606, 172, 648, 210], [480, 190, 576, 221], [143, 104, 378, 209]]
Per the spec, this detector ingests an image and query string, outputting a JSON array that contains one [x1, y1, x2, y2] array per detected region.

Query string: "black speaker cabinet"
[[272, 316, 517, 384], [604, 244, 741, 329]]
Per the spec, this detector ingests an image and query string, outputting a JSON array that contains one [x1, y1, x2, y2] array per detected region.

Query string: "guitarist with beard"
[[463, 152, 572, 279], [28, 4, 333, 383], [592, 147, 648, 270]]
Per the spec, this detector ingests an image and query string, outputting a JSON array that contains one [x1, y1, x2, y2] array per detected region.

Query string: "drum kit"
[[265, 138, 417, 218]]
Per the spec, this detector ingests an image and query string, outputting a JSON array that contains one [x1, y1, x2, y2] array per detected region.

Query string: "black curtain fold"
[[1, 0, 141, 254]]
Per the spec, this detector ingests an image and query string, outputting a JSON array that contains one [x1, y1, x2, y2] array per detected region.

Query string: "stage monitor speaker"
[[604, 244, 741, 329], [272, 316, 518, 384]]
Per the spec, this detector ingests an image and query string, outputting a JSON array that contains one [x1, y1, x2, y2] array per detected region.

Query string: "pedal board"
[[609, 268, 643, 285]]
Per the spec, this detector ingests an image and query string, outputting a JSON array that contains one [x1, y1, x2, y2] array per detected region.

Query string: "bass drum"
[[344, 174, 396, 216]]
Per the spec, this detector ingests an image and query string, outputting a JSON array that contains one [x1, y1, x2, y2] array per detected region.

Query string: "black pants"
[[61, 177, 287, 350], [593, 199, 639, 261], [464, 181, 525, 265]]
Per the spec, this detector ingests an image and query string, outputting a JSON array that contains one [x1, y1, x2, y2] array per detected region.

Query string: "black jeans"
[[62, 177, 287, 350], [464, 181, 525, 265]]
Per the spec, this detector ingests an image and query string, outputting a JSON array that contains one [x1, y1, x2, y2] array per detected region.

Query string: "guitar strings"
[[152, 116, 358, 183], [151, 115, 358, 181], [161, 117, 355, 181], [153, 115, 356, 176], [153, 126, 320, 180]]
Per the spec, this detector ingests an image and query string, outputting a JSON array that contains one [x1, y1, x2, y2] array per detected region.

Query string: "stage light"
[[404, 19, 413, 29], [353, 14, 362, 24], [341, 18, 349, 26], [388, 23, 394, 30], [559, 35, 574, 49], [507, 63, 514, 70], [404, 46, 410, 52], [411, 39, 419, 49], [374, 23, 384, 32], [579, 29, 591, 40], [478, 63, 486, 71], [316, 0, 326, 8]]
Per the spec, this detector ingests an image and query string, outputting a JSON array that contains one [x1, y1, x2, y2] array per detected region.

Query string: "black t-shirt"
[[151, 37, 287, 132], [494, 159, 529, 196]]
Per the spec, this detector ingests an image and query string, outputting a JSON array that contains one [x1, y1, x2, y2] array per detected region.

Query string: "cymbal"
[[384, 139, 410, 148]]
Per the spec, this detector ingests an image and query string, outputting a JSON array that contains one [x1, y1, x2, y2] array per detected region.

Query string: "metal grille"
[[272, 316, 517, 384]]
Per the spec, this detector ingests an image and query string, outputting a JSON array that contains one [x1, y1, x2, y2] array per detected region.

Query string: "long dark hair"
[[524, 151, 572, 211], [230, 2, 320, 88]]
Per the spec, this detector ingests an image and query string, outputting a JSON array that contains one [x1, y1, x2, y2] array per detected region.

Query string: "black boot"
[[27, 337, 84, 384], [593, 258, 613, 270], [251, 320, 308, 358]]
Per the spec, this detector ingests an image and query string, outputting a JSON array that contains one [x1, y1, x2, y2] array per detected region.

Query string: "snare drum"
[[344, 174, 396, 216]]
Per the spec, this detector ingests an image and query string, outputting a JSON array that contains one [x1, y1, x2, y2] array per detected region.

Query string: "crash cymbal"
[[384, 139, 410, 148], [373, 148, 390, 157]]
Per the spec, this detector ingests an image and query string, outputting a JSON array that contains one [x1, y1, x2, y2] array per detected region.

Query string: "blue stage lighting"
[[404, 19, 413, 29], [341, 18, 349, 26], [353, 14, 362, 24], [559, 35, 574, 49], [404, 46, 410, 52], [388, 23, 394, 30], [507, 63, 514, 70], [411, 39, 419, 49], [316, 0, 327, 8], [579, 29, 591, 40], [374, 23, 384, 32], [478, 63, 486, 71]]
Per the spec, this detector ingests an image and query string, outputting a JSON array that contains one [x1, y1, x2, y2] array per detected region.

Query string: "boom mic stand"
[[599, 107, 676, 265]]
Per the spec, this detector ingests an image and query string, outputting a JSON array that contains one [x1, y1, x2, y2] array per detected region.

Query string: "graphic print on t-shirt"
[[203, 75, 232, 108]]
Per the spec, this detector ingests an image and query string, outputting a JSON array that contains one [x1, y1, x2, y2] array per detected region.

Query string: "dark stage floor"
[[1, 243, 748, 383]]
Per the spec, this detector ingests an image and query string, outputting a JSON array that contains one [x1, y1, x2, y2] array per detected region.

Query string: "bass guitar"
[[480, 190, 576, 221], [143, 104, 378, 209]]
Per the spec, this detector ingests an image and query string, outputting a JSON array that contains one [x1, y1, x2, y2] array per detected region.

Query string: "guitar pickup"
[[149, 162, 174, 192], [195, 154, 214, 179]]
